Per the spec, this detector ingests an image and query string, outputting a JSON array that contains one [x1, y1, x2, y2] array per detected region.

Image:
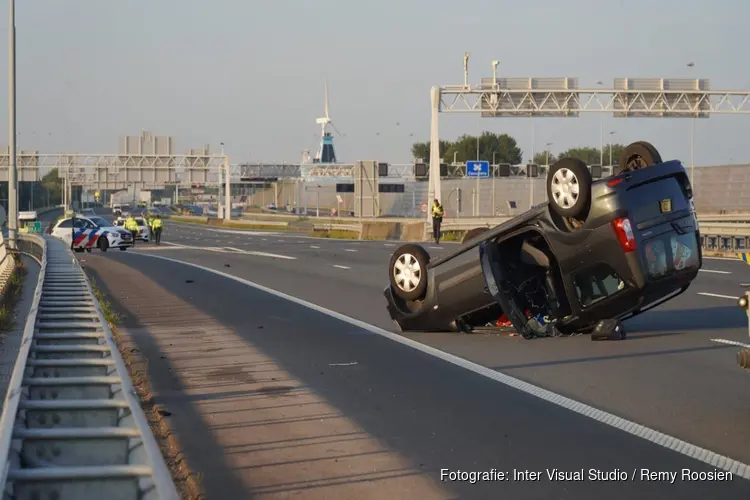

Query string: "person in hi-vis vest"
[[151, 215, 163, 245], [431, 199, 444, 245]]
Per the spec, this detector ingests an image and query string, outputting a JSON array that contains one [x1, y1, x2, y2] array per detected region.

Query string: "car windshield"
[[135, 218, 145, 225], [88, 217, 111, 228]]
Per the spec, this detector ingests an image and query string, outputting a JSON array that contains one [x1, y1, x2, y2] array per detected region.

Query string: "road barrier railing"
[[0, 235, 179, 500]]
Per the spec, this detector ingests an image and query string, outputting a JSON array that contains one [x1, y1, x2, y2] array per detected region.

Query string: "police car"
[[49, 215, 133, 252], [113, 216, 150, 241]]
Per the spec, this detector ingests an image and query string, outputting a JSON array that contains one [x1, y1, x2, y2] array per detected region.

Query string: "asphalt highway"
[[78, 212, 750, 498]]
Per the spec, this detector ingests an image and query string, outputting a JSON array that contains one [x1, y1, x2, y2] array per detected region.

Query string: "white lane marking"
[[162, 242, 296, 260], [129, 252, 750, 480], [344, 249, 357, 252], [244, 250, 296, 260], [384, 243, 395, 247], [703, 256, 742, 261], [333, 265, 350, 270], [428, 246, 443, 250], [310, 245, 320, 249], [711, 338, 750, 348], [699, 269, 731, 275], [698, 292, 737, 300], [224, 247, 244, 252]]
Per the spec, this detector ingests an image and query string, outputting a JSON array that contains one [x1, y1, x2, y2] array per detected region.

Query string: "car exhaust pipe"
[[738, 348, 750, 370]]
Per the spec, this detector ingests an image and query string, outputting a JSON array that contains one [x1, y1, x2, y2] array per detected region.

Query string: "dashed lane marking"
[[310, 245, 320, 249], [161, 242, 296, 260], [698, 292, 737, 300], [710, 338, 750, 348], [127, 252, 750, 481], [344, 249, 357, 252], [699, 269, 731, 275], [332, 265, 351, 269]]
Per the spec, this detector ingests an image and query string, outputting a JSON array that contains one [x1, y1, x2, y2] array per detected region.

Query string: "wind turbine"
[[314, 80, 342, 163]]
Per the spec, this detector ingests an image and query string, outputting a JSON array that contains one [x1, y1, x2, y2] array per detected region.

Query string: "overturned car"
[[384, 141, 702, 339]]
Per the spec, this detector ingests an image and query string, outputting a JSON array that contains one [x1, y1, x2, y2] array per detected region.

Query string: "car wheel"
[[74, 248, 84, 253], [389, 244, 430, 301], [98, 238, 109, 253], [119, 247, 127, 251], [85, 248, 92, 253], [618, 141, 662, 174], [546, 158, 592, 219], [462, 227, 489, 244]]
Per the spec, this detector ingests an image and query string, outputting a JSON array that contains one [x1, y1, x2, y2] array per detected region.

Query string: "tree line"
[[411, 132, 626, 167]]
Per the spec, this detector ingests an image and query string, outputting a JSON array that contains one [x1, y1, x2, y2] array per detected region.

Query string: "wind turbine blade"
[[324, 80, 330, 120], [330, 121, 344, 137]]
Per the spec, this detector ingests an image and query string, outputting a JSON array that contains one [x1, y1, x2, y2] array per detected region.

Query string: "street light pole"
[[690, 117, 695, 186], [597, 81, 604, 166], [7, 0, 18, 249], [221, 142, 230, 221]]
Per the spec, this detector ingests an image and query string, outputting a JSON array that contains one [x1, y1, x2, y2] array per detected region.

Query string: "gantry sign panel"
[[479, 77, 581, 117], [0, 154, 226, 189], [449, 78, 750, 117], [0, 153, 42, 182]]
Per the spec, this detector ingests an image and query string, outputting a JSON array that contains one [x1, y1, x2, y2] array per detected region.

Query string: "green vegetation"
[[90, 279, 121, 326], [310, 229, 359, 239], [439, 230, 465, 242], [0, 258, 27, 333], [40, 169, 64, 206], [412, 133, 627, 166], [411, 132, 523, 165]]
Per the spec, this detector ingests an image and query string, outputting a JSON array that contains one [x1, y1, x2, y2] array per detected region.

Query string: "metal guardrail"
[[697, 214, 750, 222], [0, 235, 178, 500]]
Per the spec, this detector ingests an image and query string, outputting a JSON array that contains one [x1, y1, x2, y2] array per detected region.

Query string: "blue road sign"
[[466, 160, 490, 178]]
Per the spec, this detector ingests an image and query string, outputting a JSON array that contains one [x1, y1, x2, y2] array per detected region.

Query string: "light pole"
[[687, 62, 696, 186], [7, 0, 18, 249], [221, 142, 230, 221], [597, 81, 604, 166], [608, 131, 616, 166], [545, 142, 553, 166]]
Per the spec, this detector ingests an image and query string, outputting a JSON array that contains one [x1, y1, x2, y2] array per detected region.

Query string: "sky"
[[0, 0, 747, 166]]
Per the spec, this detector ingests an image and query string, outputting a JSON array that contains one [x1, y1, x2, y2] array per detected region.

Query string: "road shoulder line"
[[125, 251, 750, 481]]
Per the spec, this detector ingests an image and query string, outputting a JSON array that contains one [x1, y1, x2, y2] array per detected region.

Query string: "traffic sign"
[[28, 222, 42, 233], [466, 161, 490, 178], [420, 203, 428, 213]]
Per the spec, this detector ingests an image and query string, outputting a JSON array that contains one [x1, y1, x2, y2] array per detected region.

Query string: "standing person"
[[152, 215, 163, 245], [124, 215, 138, 247], [431, 198, 444, 244], [70, 213, 77, 250]]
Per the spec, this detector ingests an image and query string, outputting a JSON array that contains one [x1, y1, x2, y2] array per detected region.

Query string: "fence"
[[234, 162, 750, 217]]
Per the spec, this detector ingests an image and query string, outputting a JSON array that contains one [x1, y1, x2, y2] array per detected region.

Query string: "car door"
[[53, 219, 74, 245], [71, 218, 96, 248]]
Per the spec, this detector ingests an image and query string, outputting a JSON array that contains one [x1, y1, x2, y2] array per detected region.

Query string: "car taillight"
[[611, 217, 637, 253], [607, 177, 624, 187]]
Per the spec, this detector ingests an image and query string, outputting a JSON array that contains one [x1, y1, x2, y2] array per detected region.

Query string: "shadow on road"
[[624, 305, 745, 332], [81, 253, 750, 500]]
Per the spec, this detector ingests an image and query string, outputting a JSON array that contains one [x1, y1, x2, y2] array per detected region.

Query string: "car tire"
[[119, 247, 127, 251], [462, 227, 489, 244], [618, 141, 662, 173], [85, 248, 92, 253], [98, 238, 109, 253], [546, 158, 592, 219], [389, 244, 430, 301]]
